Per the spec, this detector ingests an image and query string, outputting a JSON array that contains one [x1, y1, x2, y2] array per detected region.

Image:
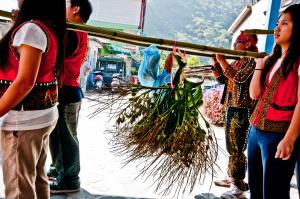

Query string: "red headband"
[[236, 32, 258, 52]]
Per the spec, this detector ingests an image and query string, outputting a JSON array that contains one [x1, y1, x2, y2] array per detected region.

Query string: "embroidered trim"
[[0, 80, 57, 86], [0, 80, 57, 110], [257, 68, 281, 126], [256, 119, 290, 133], [252, 67, 290, 132], [234, 58, 256, 84], [222, 58, 255, 108]]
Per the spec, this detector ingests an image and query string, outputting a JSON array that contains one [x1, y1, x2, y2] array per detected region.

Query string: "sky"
[[0, 0, 18, 11]]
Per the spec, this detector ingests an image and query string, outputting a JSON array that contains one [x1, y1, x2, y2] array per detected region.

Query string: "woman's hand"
[[275, 137, 295, 160], [211, 57, 218, 67], [215, 54, 225, 63], [275, 78, 300, 160], [255, 54, 269, 70], [215, 54, 230, 71]]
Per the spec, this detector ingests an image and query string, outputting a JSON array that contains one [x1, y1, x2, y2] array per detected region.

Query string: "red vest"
[[63, 31, 88, 87], [250, 59, 299, 132], [0, 20, 58, 110]]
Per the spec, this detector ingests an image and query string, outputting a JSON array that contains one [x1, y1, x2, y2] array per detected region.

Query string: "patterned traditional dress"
[[212, 57, 256, 191]]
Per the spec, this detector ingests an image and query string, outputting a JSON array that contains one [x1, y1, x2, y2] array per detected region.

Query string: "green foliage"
[[130, 67, 137, 75], [144, 0, 245, 49], [107, 53, 218, 195], [187, 55, 200, 67]]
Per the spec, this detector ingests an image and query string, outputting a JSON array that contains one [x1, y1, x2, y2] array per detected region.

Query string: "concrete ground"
[[0, 91, 298, 199]]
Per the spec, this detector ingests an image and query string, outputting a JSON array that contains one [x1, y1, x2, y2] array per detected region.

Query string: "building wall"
[[281, 0, 300, 9], [87, 38, 102, 70], [281, 0, 300, 7], [230, 0, 268, 52], [89, 0, 141, 27], [230, 0, 300, 52]]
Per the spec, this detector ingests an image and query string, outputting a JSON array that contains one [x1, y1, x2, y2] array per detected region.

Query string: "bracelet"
[[255, 68, 263, 70]]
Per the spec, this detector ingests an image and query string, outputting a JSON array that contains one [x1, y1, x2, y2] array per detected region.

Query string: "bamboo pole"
[[69, 22, 265, 58], [0, 10, 11, 19], [0, 9, 266, 58], [244, 29, 274, 35], [0, 9, 237, 59], [87, 29, 240, 59]]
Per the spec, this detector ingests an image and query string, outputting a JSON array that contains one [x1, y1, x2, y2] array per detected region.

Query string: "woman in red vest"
[[0, 0, 66, 198], [248, 4, 300, 199]]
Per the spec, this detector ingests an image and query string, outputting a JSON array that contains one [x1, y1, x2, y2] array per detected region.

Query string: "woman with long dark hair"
[[248, 4, 300, 199], [0, 0, 66, 198]]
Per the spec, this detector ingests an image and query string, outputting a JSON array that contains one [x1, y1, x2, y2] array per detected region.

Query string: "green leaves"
[[107, 51, 218, 196]]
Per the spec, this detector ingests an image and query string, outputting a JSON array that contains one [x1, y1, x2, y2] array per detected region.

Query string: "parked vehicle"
[[111, 73, 122, 92], [93, 71, 103, 91], [130, 75, 140, 84], [94, 56, 126, 88]]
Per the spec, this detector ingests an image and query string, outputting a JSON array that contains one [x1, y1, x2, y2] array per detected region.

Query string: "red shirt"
[[63, 31, 88, 87]]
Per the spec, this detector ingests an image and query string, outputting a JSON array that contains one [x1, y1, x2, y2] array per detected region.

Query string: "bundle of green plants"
[[94, 52, 219, 196]]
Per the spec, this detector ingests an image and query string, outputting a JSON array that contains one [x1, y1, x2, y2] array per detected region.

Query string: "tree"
[[187, 55, 201, 67]]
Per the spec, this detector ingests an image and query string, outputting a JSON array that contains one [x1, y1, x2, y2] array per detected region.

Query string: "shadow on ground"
[[50, 188, 153, 199], [50, 189, 222, 199], [194, 193, 220, 199]]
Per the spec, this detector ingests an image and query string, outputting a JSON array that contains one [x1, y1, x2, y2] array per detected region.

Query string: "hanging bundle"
[[100, 49, 219, 196]]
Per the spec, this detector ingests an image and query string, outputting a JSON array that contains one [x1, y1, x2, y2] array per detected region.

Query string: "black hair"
[[71, 0, 93, 23], [261, 4, 300, 85], [248, 34, 258, 52], [0, 0, 66, 83], [250, 34, 258, 43]]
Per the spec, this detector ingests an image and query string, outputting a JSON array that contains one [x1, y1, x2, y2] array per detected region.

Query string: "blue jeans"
[[296, 153, 300, 197], [247, 126, 299, 199], [49, 102, 81, 184]]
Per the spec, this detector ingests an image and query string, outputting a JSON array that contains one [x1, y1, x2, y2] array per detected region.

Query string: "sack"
[[138, 45, 161, 87]]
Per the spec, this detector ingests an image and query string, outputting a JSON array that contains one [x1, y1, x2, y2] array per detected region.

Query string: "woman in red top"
[[0, 0, 66, 198], [248, 4, 300, 199]]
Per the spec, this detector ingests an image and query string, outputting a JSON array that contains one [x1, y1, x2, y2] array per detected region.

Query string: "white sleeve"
[[12, 23, 47, 52], [298, 63, 300, 76]]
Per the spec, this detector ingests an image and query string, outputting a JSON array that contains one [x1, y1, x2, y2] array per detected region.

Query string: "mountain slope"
[[144, 0, 248, 49]]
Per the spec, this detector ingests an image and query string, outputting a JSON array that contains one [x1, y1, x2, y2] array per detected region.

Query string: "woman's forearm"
[[285, 77, 300, 143], [218, 59, 230, 71], [0, 80, 34, 116], [249, 70, 263, 99], [0, 45, 42, 116], [249, 58, 266, 99]]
